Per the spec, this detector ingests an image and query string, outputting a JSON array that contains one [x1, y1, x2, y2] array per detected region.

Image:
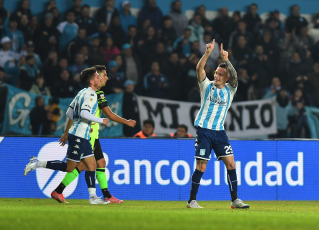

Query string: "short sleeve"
[[198, 77, 210, 92], [81, 92, 97, 113], [69, 97, 76, 109], [226, 82, 237, 96], [97, 90, 108, 109]]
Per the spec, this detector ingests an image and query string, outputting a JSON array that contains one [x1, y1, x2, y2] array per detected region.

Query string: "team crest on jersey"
[[100, 94, 105, 99], [90, 98, 93, 102], [91, 94, 95, 96]]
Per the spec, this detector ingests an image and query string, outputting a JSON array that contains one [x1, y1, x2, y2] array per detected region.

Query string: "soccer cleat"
[[24, 156, 39, 176], [231, 198, 250, 209], [187, 200, 203, 208], [104, 195, 123, 204], [89, 196, 110, 205], [51, 191, 68, 203]]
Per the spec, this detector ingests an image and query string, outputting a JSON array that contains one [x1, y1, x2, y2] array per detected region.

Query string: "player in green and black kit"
[[51, 65, 136, 203]]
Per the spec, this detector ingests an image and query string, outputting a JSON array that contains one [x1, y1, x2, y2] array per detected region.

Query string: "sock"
[[88, 188, 96, 197], [227, 169, 238, 202], [55, 168, 81, 194], [85, 171, 96, 197], [188, 169, 204, 203], [96, 168, 111, 199], [46, 160, 67, 172]]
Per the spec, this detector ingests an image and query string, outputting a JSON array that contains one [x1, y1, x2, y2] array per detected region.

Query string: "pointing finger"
[[221, 43, 223, 52], [212, 39, 215, 46]]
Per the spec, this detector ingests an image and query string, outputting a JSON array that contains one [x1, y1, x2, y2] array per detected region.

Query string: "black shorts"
[[93, 138, 104, 161]]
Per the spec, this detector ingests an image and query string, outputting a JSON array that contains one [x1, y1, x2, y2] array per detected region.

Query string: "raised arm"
[[196, 39, 215, 82], [220, 43, 237, 88]]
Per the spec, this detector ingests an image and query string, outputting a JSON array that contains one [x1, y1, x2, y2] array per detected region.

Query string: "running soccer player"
[[51, 65, 136, 203], [24, 67, 109, 204], [187, 40, 249, 209]]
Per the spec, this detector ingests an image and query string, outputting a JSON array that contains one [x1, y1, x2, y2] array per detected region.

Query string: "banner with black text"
[[136, 96, 277, 138]]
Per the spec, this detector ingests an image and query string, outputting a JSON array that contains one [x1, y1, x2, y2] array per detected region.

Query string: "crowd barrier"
[[0, 137, 317, 200]]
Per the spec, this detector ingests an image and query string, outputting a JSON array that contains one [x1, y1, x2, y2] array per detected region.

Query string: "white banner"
[[136, 96, 277, 138]]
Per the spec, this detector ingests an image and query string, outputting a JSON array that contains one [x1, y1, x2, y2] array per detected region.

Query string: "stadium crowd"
[[1, 0, 319, 138]]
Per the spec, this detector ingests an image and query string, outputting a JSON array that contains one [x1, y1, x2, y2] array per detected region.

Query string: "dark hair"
[[93, 65, 106, 74], [26, 54, 34, 61], [218, 63, 227, 69], [178, 124, 188, 132], [143, 119, 155, 128], [80, 67, 96, 86]]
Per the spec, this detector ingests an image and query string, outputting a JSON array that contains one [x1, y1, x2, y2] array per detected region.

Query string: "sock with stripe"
[[46, 160, 67, 172], [85, 171, 96, 197], [227, 169, 238, 202], [188, 169, 204, 203]]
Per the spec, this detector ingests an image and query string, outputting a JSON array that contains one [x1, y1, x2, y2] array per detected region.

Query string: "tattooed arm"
[[220, 43, 238, 88]]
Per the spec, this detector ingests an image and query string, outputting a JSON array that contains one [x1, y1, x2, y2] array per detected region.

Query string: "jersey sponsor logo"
[[35, 142, 78, 198], [209, 95, 227, 104], [90, 94, 95, 96]]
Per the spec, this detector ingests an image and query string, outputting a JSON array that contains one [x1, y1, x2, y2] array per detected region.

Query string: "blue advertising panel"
[[0, 137, 318, 200]]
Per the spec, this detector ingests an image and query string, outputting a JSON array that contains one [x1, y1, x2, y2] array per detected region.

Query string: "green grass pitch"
[[0, 199, 318, 230]]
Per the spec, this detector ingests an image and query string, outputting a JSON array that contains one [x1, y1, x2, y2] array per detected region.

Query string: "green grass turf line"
[[0, 199, 319, 230]]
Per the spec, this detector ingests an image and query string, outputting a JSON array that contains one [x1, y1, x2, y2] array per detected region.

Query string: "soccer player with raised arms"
[[51, 65, 136, 204], [187, 40, 249, 209], [24, 67, 109, 204]]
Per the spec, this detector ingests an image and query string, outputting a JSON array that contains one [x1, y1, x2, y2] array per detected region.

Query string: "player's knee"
[[226, 162, 236, 170], [66, 166, 75, 172], [96, 158, 106, 168], [86, 162, 96, 171]]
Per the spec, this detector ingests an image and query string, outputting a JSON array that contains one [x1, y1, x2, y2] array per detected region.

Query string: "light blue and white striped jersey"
[[68, 87, 98, 140], [194, 78, 237, 130]]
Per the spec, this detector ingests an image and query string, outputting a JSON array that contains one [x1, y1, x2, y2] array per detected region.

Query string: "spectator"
[[51, 69, 75, 98], [0, 67, 8, 124], [143, 61, 169, 98], [13, 0, 32, 21], [232, 35, 252, 69], [0, 0, 8, 21], [66, 28, 89, 63], [160, 16, 177, 51], [212, 7, 233, 49], [29, 96, 50, 135], [90, 22, 109, 43], [87, 37, 106, 66], [173, 28, 192, 57], [170, 124, 192, 138], [69, 0, 82, 18], [123, 80, 140, 137], [0, 37, 20, 85], [57, 11, 79, 52], [278, 31, 302, 68], [19, 54, 40, 90], [49, 7, 61, 28], [149, 41, 169, 73], [187, 14, 204, 43], [107, 15, 126, 48], [228, 20, 253, 50], [94, 0, 119, 27], [68, 52, 89, 77], [29, 74, 51, 97], [308, 62, 319, 106], [121, 43, 143, 90], [297, 25, 314, 50], [41, 50, 60, 89], [18, 14, 33, 42], [133, 119, 156, 138], [187, 84, 201, 102], [285, 5, 308, 35], [45, 97, 61, 134], [29, 15, 39, 38], [75, 4, 98, 36], [138, 25, 159, 65], [119, 1, 137, 34], [138, 0, 163, 31], [33, 12, 59, 60], [125, 25, 139, 52], [274, 88, 291, 138], [195, 5, 211, 28], [262, 77, 282, 99], [235, 68, 250, 101], [105, 60, 126, 94], [164, 52, 183, 100], [20, 40, 42, 68], [100, 35, 121, 63], [3, 16, 25, 53], [243, 3, 262, 34], [168, 0, 188, 37]]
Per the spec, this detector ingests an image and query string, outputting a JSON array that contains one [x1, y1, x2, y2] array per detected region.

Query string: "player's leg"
[[94, 139, 123, 203], [24, 134, 79, 176], [187, 127, 212, 208], [215, 130, 249, 209]]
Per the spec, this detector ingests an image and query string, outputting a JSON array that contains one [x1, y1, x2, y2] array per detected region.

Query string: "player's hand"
[[205, 39, 215, 55], [59, 133, 68, 146], [127, 119, 136, 128], [102, 118, 108, 126], [220, 43, 228, 61]]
